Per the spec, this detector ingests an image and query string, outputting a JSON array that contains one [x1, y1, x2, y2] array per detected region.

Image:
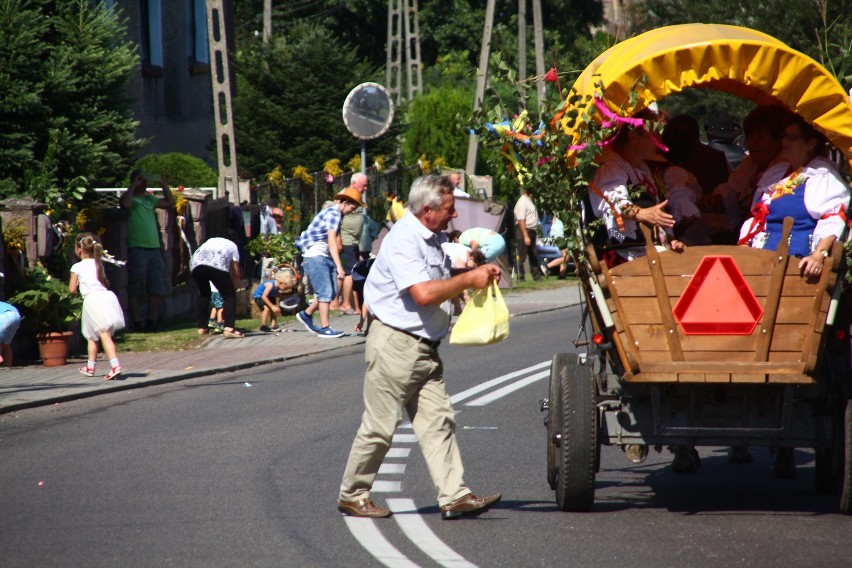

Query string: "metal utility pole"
[[386, 0, 402, 105], [403, 0, 423, 101], [386, 0, 422, 106], [206, 0, 243, 203]]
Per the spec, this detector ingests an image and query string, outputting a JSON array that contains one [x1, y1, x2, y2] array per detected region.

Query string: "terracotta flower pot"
[[36, 331, 73, 367]]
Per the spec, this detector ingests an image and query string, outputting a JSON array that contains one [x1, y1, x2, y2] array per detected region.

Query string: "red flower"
[[545, 67, 559, 82], [178, 185, 185, 192]]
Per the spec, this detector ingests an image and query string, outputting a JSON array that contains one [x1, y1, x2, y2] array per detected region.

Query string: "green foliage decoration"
[[9, 265, 82, 334], [470, 52, 654, 256]]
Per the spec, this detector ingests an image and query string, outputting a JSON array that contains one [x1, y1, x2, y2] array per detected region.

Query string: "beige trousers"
[[338, 320, 470, 507]]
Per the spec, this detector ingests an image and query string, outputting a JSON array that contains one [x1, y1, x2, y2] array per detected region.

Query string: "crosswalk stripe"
[[387, 499, 478, 568]]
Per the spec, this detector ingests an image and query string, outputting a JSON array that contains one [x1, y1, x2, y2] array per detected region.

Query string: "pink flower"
[[326, 174, 334, 184]]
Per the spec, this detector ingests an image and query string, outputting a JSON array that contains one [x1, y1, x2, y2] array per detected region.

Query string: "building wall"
[[116, 1, 232, 166]]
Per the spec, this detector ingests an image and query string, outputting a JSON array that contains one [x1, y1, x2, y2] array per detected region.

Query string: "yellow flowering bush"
[[175, 194, 188, 216], [3, 215, 27, 254], [346, 155, 361, 172], [292, 165, 313, 185], [323, 159, 343, 177]]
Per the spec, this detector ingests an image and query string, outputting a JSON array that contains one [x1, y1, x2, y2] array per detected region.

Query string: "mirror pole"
[[361, 141, 367, 175]]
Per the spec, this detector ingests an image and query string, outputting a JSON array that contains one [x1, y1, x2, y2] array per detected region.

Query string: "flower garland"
[[769, 169, 808, 199]]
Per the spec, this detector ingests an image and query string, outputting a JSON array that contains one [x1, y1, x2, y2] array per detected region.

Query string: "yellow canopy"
[[570, 23, 852, 159]]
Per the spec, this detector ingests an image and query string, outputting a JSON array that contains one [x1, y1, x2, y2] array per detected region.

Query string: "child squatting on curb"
[[69, 232, 125, 380]]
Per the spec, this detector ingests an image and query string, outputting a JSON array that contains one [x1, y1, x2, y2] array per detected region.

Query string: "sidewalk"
[[0, 283, 582, 414]]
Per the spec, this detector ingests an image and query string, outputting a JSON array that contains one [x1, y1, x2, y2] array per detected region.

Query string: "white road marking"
[[344, 362, 551, 567], [465, 370, 549, 406], [379, 463, 407, 474], [450, 360, 549, 404], [387, 498, 478, 568], [343, 517, 420, 568], [372, 480, 403, 492]]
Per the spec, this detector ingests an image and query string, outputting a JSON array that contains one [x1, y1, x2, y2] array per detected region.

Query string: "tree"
[[0, 0, 139, 200], [628, 0, 845, 62], [0, 0, 50, 197], [402, 85, 472, 167], [232, 22, 397, 177]]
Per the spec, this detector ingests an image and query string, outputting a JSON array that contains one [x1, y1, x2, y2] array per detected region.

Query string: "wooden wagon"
[[542, 24, 852, 514]]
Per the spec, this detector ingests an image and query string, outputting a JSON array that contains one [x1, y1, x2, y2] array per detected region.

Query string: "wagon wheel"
[[814, 408, 844, 494], [547, 353, 570, 489], [840, 399, 852, 515], [555, 355, 599, 512]]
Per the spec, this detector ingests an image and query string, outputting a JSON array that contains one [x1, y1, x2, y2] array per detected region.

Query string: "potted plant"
[[8, 265, 82, 366]]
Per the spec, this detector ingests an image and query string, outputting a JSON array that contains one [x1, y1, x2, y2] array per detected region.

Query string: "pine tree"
[[0, 0, 139, 200]]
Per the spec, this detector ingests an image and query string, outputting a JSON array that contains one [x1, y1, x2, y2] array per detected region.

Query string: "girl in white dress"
[[69, 232, 125, 380]]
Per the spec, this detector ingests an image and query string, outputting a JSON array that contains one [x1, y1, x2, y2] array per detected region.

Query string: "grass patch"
[[113, 315, 293, 353], [509, 274, 577, 292]]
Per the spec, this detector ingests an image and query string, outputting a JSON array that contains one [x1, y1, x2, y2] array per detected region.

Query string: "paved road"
[[0, 284, 582, 413], [2, 307, 850, 568]]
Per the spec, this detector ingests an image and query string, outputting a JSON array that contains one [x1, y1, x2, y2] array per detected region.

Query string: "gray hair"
[[407, 175, 453, 215], [350, 172, 367, 186]]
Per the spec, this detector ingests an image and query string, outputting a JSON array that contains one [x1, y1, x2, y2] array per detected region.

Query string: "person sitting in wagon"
[[585, 108, 685, 267], [737, 115, 851, 477], [701, 105, 793, 243], [738, 115, 850, 280]]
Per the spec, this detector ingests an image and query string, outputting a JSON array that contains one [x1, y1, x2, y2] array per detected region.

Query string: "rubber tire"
[[555, 355, 598, 512], [814, 448, 839, 494], [840, 399, 852, 514], [547, 354, 571, 489]]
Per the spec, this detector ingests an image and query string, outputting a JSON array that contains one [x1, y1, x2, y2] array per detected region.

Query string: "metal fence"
[[253, 165, 422, 222]]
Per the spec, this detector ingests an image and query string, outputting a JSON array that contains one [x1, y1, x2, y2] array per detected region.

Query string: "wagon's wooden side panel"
[[592, 242, 839, 384]]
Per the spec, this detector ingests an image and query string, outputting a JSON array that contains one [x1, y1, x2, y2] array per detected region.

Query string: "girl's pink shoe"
[[105, 366, 122, 380], [79, 366, 95, 377]]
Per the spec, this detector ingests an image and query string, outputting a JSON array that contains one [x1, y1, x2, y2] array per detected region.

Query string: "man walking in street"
[[337, 175, 502, 520]]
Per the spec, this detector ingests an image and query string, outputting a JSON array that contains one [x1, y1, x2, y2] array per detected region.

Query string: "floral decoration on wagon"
[[469, 53, 663, 259]]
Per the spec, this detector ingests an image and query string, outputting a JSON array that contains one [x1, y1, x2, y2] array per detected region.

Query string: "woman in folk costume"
[[739, 115, 850, 280], [585, 108, 685, 266]]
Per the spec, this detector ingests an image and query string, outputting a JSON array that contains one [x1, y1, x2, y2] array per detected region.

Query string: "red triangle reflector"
[[673, 256, 763, 335]]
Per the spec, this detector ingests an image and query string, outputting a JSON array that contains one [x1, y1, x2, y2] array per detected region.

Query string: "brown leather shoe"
[[337, 498, 393, 518], [440, 492, 501, 520]]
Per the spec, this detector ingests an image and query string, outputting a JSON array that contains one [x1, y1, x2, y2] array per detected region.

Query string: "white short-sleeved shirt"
[[70, 258, 108, 297], [190, 237, 240, 273], [513, 193, 539, 229], [364, 213, 452, 340]]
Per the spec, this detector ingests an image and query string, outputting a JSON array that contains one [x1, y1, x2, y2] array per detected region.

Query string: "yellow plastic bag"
[[449, 283, 510, 346]]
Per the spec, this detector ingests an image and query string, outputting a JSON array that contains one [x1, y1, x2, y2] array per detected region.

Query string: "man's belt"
[[375, 318, 441, 349]]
